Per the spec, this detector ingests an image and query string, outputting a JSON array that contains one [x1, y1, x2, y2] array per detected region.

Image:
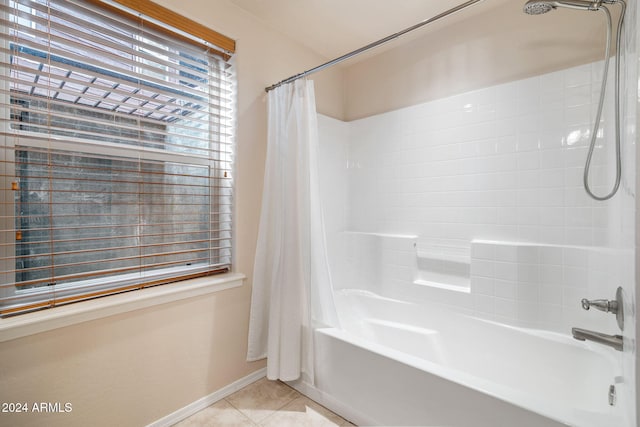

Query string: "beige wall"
[[343, 0, 615, 121], [0, 1, 344, 426]]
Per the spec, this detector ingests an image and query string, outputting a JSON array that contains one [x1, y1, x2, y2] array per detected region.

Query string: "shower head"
[[523, 0, 603, 14], [523, 1, 554, 14]]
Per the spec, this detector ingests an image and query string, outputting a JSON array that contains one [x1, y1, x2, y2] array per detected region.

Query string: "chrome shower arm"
[[553, 0, 602, 11]]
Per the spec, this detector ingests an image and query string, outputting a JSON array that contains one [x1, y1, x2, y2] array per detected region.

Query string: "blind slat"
[[4, 229, 232, 247], [5, 248, 232, 285], [7, 237, 233, 262]]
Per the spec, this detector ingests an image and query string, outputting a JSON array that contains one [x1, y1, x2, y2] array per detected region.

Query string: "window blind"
[[0, 0, 235, 316]]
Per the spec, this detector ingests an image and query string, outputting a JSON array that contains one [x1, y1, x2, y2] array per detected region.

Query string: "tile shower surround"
[[318, 59, 634, 335], [346, 60, 624, 248]]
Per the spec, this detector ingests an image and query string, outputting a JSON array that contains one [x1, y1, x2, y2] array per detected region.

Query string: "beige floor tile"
[[225, 378, 300, 423], [173, 399, 257, 427], [259, 396, 349, 427]]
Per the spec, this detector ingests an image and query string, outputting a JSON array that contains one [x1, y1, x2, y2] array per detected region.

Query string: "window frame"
[[0, 0, 236, 316]]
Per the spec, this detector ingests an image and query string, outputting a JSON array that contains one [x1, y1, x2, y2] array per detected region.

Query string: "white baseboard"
[[147, 368, 267, 427]]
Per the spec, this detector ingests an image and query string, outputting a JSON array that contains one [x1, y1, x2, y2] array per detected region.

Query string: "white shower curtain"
[[247, 79, 339, 383]]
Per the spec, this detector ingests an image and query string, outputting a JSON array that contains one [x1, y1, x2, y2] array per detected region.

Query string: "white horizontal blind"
[[0, 0, 235, 315]]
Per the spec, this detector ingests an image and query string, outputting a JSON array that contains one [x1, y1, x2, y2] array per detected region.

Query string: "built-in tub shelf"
[[343, 231, 418, 240], [413, 279, 470, 293], [413, 245, 470, 293]]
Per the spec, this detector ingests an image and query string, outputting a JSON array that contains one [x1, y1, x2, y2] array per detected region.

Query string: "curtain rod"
[[265, 0, 485, 92]]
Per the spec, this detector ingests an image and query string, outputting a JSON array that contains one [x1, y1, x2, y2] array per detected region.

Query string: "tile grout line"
[[219, 397, 260, 426], [257, 384, 302, 425], [222, 380, 301, 426]]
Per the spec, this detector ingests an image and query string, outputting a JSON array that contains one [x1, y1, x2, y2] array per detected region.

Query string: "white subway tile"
[[539, 149, 565, 169], [565, 207, 593, 228], [539, 304, 563, 324], [517, 246, 540, 263], [494, 244, 518, 262], [516, 188, 541, 206], [494, 279, 518, 299], [539, 130, 565, 150], [539, 284, 562, 304], [539, 207, 564, 226], [517, 170, 540, 188], [471, 242, 495, 260], [539, 169, 564, 188], [537, 227, 566, 245], [564, 145, 589, 167], [540, 246, 564, 265], [539, 92, 564, 111], [565, 227, 593, 246], [539, 188, 565, 207], [562, 286, 585, 308], [517, 226, 542, 243], [472, 276, 494, 295], [470, 259, 494, 278], [565, 84, 591, 108], [563, 265, 589, 288], [516, 113, 540, 133], [517, 207, 540, 226], [517, 133, 541, 152], [518, 263, 540, 283], [563, 247, 589, 267], [539, 264, 564, 285], [494, 261, 518, 281], [517, 283, 539, 302]]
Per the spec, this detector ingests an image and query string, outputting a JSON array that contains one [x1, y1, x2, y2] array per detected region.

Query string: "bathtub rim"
[[315, 325, 621, 427]]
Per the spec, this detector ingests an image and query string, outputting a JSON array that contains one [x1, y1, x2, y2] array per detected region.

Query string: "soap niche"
[[413, 245, 470, 293]]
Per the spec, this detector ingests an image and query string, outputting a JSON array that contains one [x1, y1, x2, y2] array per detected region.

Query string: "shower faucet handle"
[[581, 298, 618, 314], [580, 286, 625, 331]]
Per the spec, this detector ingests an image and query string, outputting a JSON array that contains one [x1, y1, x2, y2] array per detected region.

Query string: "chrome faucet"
[[572, 287, 625, 351], [580, 286, 624, 330], [572, 327, 623, 351]]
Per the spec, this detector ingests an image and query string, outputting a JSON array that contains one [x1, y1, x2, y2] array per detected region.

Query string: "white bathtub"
[[302, 289, 623, 427]]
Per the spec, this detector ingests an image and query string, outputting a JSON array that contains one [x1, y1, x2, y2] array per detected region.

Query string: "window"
[[0, 0, 236, 316]]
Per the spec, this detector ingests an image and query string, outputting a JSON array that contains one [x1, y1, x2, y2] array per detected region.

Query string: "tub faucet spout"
[[571, 327, 623, 351]]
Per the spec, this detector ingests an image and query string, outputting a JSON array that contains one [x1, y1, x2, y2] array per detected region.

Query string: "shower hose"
[[583, 0, 625, 201]]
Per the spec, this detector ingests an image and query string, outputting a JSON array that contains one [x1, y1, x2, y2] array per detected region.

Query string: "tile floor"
[[173, 377, 355, 427]]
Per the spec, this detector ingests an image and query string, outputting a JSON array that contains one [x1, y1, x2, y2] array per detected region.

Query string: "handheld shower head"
[[523, 0, 627, 201], [523, 1, 554, 14], [523, 0, 603, 14]]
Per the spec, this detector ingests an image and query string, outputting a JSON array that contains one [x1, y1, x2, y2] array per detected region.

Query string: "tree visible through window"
[[0, 0, 235, 315]]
